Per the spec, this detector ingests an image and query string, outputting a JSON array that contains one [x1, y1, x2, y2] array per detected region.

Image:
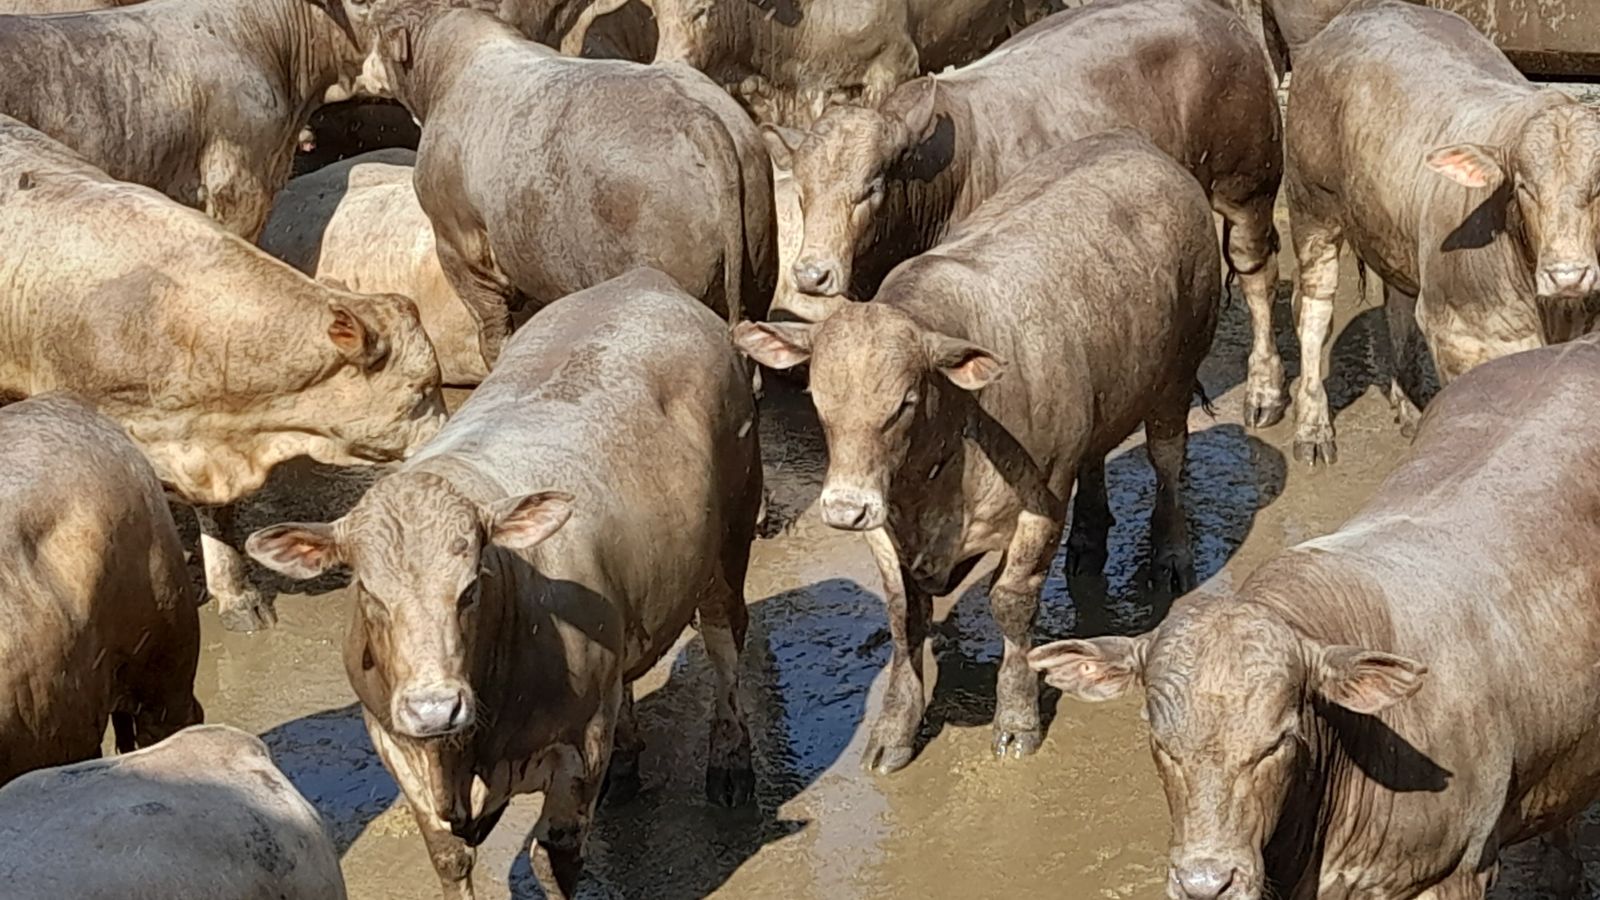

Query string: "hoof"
[[705, 764, 756, 808], [861, 741, 915, 775], [217, 595, 277, 632], [992, 728, 1042, 761], [1243, 395, 1287, 429], [1292, 436, 1338, 467], [1152, 556, 1197, 595]]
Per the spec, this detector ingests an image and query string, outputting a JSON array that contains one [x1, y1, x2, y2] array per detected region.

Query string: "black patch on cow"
[[16, 172, 33, 190], [129, 801, 174, 816], [246, 810, 291, 876]]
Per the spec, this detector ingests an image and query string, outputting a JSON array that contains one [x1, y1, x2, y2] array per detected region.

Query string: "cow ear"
[[329, 303, 389, 369], [488, 491, 574, 551], [380, 22, 412, 67], [1313, 644, 1428, 715], [246, 523, 344, 579], [1425, 143, 1504, 189], [922, 331, 1004, 391], [761, 124, 805, 172], [896, 77, 939, 144], [1028, 636, 1148, 702], [731, 320, 815, 370]]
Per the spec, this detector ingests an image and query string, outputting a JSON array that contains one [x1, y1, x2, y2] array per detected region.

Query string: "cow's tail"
[[1194, 378, 1216, 418], [689, 114, 748, 326]]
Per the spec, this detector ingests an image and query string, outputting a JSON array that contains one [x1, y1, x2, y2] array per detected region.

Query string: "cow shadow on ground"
[[920, 423, 1288, 752], [258, 702, 397, 855], [503, 577, 879, 899]]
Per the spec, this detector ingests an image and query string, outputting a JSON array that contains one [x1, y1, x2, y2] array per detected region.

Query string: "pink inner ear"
[[1427, 150, 1492, 189]]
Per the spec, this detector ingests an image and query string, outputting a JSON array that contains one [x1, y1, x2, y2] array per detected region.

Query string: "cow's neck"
[[237, 0, 362, 124], [401, 11, 534, 124], [855, 89, 973, 298]]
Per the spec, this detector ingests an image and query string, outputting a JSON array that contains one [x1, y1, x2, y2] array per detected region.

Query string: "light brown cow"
[[0, 725, 347, 899], [0, 0, 137, 11], [0, 393, 201, 785], [0, 116, 446, 631], [262, 149, 488, 386], [637, 0, 1059, 127], [0, 0, 372, 238], [767, 0, 1286, 429], [1033, 334, 1600, 900], [249, 269, 763, 900], [1283, 0, 1600, 464], [737, 132, 1221, 774], [346, 0, 775, 367]]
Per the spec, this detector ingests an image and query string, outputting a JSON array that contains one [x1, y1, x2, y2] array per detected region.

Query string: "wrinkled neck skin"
[[1245, 590, 1412, 898], [853, 90, 974, 299], [234, 0, 365, 122], [115, 365, 375, 506]]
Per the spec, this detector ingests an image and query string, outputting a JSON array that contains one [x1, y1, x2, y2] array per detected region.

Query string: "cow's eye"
[[882, 389, 917, 431], [858, 177, 885, 204], [359, 584, 390, 622], [1253, 730, 1296, 767]]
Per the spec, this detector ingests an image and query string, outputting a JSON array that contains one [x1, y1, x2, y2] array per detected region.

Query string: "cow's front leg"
[[600, 685, 642, 806], [698, 581, 756, 807], [369, 721, 477, 900], [434, 231, 514, 370], [198, 141, 276, 240], [195, 504, 276, 632], [1289, 223, 1342, 466], [989, 510, 1063, 761], [531, 743, 606, 900], [861, 528, 932, 775], [1146, 399, 1196, 593]]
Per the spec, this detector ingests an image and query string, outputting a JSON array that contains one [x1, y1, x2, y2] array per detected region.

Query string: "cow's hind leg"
[[1289, 211, 1344, 465], [1065, 456, 1112, 577], [989, 509, 1066, 761], [861, 528, 932, 775], [1218, 195, 1286, 427], [196, 505, 276, 632], [698, 582, 755, 807], [1146, 399, 1196, 594]]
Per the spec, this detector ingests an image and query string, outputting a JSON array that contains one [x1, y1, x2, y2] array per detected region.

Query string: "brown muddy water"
[[183, 243, 1598, 898]]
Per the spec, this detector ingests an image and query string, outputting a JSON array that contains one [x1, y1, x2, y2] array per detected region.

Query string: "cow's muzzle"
[[792, 257, 845, 297], [819, 486, 885, 532], [393, 682, 475, 738], [1536, 260, 1600, 300]]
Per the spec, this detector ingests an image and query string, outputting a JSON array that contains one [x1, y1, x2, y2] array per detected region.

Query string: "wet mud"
[[180, 227, 1596, 898]]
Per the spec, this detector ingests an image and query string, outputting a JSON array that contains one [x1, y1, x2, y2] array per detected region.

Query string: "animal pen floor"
[[178, 199, 1600, 900]]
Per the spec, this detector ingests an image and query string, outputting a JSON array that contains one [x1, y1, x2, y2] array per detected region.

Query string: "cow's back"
[[0, 725, 346, 899], [1287, 0, 1542, 291], [422, 51, 745, 312], [0, 394, 195, 783], [409, 268, 760, 677], [941, 0, 1278, 215], [886, 132, 1218, 463], [0, 2, 233, 202], [1250, 337, 1600, 847]]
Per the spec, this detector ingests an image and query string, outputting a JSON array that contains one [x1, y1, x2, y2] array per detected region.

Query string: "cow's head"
[[733, 303, 1001, 535], [247, 473, 574, 739], [306, 289, 447, 467], [763, 77, 941, 300], [652, 0, 718, 70], [1029, 601, 1426, 900], [1426, 99, 1600, 301], [336, 0, 498, 107]]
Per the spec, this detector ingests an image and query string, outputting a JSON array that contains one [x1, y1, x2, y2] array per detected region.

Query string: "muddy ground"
[[188, 207, 1600, 897]]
